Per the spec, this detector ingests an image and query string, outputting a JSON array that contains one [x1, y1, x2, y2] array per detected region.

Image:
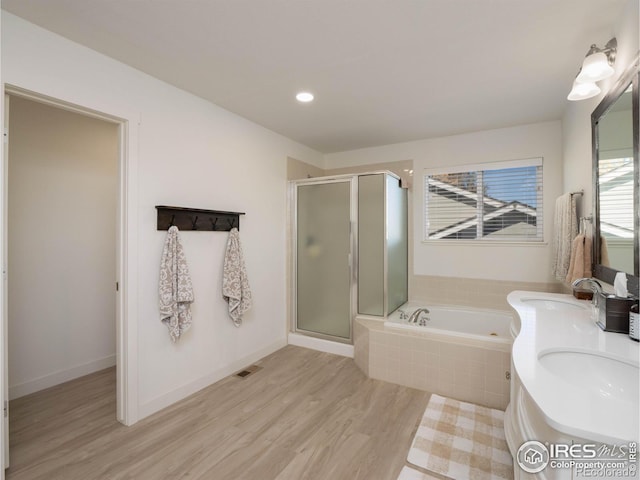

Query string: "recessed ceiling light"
[[296, 92, 314, 103]]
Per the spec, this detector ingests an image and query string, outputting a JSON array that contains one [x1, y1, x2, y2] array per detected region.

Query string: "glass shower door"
[[296, 180, 353, 340]]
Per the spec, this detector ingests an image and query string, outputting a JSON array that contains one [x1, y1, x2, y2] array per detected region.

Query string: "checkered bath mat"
[[396, 466, 442, 479], [407, 394, 513, 479]]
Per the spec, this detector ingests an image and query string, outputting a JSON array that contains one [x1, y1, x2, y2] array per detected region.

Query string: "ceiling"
[[2, 0, 627, 153]]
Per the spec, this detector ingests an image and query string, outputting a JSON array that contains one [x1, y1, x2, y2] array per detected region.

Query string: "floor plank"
[[6, 345, 430, 480]]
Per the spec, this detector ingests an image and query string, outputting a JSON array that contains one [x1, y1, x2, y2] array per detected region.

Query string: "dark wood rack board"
[[156, 205, 245, 231]]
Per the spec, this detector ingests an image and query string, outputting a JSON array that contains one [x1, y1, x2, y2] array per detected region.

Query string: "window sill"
[[421, 240, 548, 247]]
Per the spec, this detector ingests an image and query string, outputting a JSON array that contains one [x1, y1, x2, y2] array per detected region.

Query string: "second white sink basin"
[[539, 350, 639, 404], [521, 298, 588, 311]]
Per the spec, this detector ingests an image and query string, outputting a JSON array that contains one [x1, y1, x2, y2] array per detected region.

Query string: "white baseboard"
[[288, 333, 354, 358], [138, 338, 287, 420], [9, 354, 117, 400]]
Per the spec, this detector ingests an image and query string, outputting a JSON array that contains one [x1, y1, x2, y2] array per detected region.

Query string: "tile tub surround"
[[354, 318, 512, 410], [410, 275, 562, 311], [353, 318, 370, 376]]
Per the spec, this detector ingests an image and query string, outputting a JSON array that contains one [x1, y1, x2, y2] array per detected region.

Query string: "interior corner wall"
[[287, 156, 325, 180], [7, 96, 118, 399], [1, 12, 323, 419], [326, 120, 564, 284]]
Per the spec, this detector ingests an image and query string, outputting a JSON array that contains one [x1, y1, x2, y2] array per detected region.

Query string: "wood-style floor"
[[7, 346, 431, 480]]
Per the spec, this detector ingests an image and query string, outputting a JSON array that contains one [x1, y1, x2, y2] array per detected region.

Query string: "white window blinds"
[[424, 159, 543, 241], [598, 157, 634, 240]]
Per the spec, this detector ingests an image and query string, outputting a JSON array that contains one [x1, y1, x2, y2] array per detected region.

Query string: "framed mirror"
[[591, 53, 639, 291]]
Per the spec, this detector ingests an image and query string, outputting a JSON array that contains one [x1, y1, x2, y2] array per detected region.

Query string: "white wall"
[[7, 96, 118, 399], [1, 12, 323, 419], [326, 121, 563, 282]]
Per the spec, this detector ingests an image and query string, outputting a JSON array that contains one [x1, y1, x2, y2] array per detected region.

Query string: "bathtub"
[[383, 302, 512, 345], [356, 301, 514, 409]]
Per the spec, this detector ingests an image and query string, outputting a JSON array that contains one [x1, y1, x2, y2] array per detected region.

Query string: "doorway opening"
[[8, 94, 118, 394], [1, 87, 137, 471]]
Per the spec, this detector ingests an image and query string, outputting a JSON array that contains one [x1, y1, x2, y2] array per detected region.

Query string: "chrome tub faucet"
[[408, 308, 430, 325]]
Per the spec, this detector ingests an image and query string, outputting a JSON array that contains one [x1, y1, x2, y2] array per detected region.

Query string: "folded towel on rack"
[[223, 228, 252, 327], [552, 193, 578, 281], [159, 226, 194, 342], [565, 234, 592, 284]]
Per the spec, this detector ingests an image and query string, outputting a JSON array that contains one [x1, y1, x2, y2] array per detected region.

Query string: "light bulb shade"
[[576, 51, 614, 83], [567, 80, 601, 101]]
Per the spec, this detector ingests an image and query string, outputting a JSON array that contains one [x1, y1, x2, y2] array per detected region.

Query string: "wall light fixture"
[[567, 38, 617, 101]]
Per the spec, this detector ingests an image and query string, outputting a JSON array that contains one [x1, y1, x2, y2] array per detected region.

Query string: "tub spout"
[[408, 308, 430, 324]]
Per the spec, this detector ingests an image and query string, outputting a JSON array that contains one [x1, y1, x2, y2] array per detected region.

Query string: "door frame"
[[0, 84, 139, 471]]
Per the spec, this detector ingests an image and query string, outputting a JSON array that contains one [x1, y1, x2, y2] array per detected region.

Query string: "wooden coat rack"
[[156, 206, 245, 231]]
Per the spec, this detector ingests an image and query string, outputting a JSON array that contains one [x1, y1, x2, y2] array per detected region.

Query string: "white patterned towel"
[[552, 193, 577, 281], [159, 226, 194, 342], [223, 227, 252, 327]]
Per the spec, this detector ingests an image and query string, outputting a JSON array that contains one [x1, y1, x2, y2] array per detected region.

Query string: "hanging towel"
[[583, 234, 593, 278], [159, 226, 194, 342], [552, 193, 578, 280], [222, 228, 252, 327], [565, 235, 583, 283], [600, 235, 610, 267], [565, 234, 593, 284]]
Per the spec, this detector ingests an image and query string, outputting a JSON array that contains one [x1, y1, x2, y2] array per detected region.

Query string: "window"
[[424, 158, 543, 242]]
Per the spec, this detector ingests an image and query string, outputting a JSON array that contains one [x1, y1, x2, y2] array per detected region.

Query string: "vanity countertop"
[[508, 290, 639, 444]]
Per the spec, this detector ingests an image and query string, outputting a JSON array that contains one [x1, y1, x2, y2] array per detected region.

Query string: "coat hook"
[[210, 218, 218, 230], [169, 215, 175, 227], [227, 218, 234, 228], [192, 216, 199, 230]]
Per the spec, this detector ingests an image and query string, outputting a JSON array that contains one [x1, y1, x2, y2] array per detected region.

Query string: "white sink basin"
[[539, 350, 639, 404], [521, 298, 588, 311]]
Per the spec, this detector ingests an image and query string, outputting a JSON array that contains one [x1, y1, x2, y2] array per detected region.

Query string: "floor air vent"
[[235, 365, 262, 378]]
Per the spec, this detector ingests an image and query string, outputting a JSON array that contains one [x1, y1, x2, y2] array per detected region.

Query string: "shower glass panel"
[[358, 175, 385, 315], [296, 181, 352, 339], [357, 173, 408, 316], [387, 175, 408, 313]]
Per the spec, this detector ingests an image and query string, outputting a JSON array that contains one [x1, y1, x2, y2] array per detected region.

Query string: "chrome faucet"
[[572, 277, 603, 294], [408, 308, 430, 324], [572, 278, 603, 307]]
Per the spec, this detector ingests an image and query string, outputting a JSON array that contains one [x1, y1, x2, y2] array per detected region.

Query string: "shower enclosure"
[[291, 172, 408, 343]]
